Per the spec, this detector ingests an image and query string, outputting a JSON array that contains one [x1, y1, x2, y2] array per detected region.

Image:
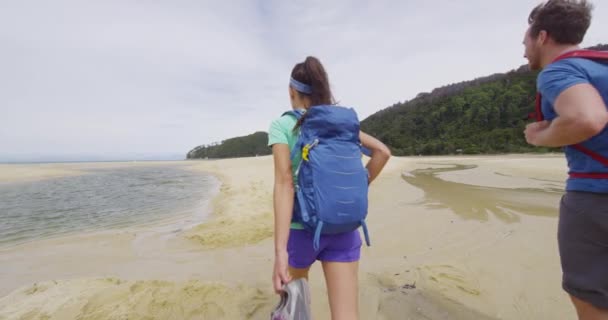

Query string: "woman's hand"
[[273, 250, 292, 294], [360, 131, 391, 184]]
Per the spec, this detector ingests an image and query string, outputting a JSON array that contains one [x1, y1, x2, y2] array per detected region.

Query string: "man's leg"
[[559, 192, 608, 319]]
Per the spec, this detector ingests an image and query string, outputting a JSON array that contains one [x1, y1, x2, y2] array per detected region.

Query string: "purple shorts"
[[287, 229, 362, 269]]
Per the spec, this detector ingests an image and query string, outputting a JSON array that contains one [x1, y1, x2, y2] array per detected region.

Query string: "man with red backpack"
[[523, 1, 608, 319]]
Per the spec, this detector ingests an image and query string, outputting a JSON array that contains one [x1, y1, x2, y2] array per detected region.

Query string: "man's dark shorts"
[[559, 191, 608, 309]]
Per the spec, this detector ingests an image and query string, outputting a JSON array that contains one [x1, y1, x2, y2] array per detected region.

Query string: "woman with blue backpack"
[[268, 56, 391, 320]]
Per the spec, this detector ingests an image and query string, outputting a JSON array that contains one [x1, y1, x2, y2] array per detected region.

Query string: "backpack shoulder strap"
[[532, 50, 608, 122], [553, 50, 608, 62], [281, 109, 305, 120], [281, 110, 305, 162]]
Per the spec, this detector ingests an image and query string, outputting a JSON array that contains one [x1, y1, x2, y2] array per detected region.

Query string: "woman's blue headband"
[[289, 77, 312, 95]]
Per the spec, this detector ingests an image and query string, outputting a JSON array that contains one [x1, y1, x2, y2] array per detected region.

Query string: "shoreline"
[[0, 162, 220, 251]]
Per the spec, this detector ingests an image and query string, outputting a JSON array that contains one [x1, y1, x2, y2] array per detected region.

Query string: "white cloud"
[[0, 0, 606, 160]]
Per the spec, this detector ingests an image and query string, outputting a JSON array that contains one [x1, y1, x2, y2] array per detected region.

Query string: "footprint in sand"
[[240, 288, 272, 318], [23, 283, 49, 295], [419, 264, 481, 296]]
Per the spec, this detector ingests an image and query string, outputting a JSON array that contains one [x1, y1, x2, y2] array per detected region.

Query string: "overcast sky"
[[1, 0, 606, 161]]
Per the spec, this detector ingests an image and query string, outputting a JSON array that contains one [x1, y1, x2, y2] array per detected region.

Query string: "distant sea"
[[0, 164, 217, 247]]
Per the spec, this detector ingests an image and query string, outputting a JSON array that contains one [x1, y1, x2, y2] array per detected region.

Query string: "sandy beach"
[[0, 154, 574, 319]]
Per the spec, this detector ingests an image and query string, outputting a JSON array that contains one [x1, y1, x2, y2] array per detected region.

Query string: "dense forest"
[[186, 131, 270, 159], [360, 44, 608, 156], [188, 44, 607, 158], [360, 67, 541, 155]]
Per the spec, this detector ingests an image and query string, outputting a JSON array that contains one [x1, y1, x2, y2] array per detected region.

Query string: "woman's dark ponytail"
[[291, 56, 335, 129]]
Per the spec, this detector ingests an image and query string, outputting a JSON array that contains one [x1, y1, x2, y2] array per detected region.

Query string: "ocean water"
[[0, 165, 217, 247]]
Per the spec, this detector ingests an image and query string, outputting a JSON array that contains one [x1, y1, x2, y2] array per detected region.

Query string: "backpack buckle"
[[302, 145, 311, 161], [302, 139, 319, 161]]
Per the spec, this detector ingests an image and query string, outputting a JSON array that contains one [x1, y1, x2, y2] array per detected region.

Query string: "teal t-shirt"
[[268, 111, 305, 229]]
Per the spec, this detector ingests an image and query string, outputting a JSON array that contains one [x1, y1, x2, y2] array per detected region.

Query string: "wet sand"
[[0, 155, 574, 319], [0, 161, 196, 184]]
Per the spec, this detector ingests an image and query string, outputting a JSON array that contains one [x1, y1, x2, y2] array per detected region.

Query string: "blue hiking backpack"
[[283, 105, 371, 251]]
